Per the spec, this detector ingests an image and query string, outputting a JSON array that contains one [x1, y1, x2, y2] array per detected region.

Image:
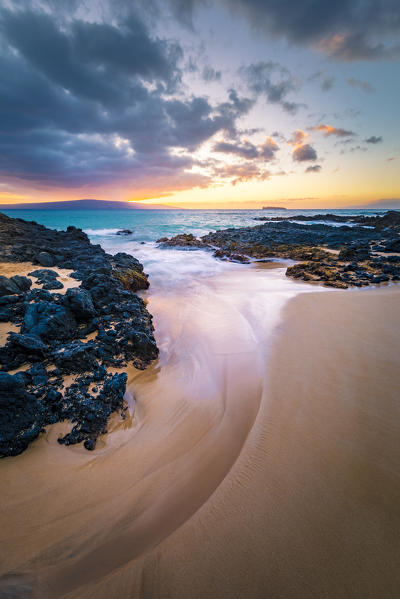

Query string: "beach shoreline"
[[1, 281, 399, 598]]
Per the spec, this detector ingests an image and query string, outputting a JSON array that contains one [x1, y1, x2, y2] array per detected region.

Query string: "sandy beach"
[[1, 282, 399, 598]]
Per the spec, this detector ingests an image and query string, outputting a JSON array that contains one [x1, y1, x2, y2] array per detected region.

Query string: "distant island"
[[262, 206, 287, 210], [0, 199, 173, 210]]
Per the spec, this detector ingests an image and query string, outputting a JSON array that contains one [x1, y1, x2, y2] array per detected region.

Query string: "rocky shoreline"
[[158, 211, 400, 288], [0, 212, 158, 457]]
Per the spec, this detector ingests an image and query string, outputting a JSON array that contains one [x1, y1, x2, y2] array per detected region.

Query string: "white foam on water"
[[84, 228, 123, 236], [95, 235, 327, 362]]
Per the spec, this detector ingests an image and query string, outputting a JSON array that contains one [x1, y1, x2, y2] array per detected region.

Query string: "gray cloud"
[[346, 77, 374, 93], [308, 70, 335, 91], [213, 162, 271, 185], [213, 136, 278, 160], [365, 135, 383, 144], [259, 137, 279, 160], [305, 165, 322, 173], [165, 0, 400, 61], [0, 3, 253, 190], [213, 140, 259, 159], [240, 61, 304, 114], [202, 65, 222, 82], [293, 144, 317, 162]]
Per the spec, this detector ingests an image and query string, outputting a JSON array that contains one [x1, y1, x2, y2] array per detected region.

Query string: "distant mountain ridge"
[[361, 199, 400, 210], [0, 199, 173, 210]]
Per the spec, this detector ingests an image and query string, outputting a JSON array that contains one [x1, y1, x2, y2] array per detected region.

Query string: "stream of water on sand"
[[0, 235, 326, 597]]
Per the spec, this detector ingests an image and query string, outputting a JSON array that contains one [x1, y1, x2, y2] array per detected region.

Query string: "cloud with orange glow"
[[288, 130, 318, 163], [313, 124, 355, 137], [288, 129, 308, 146]]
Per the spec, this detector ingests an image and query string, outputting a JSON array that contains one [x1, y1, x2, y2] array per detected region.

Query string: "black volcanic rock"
[[0, 211, 158, 457], [37, 251, 55, 267], [158, 210, 400, 288], [0, 372, 44, 457], [64, 288, 96, 320], [22, 301, 77, 341], [11, 276, 32, 292], [0, 276, 20, 296], [28, 269, 63, 289]]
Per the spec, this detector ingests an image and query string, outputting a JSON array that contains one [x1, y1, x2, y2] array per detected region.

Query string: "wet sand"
[[1, 279, 399, 598]]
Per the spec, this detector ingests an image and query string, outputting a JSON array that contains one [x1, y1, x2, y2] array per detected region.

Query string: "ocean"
[[0, 206, 379, 285], [1, 206, 386, 293], [0, 207, 384, 243]]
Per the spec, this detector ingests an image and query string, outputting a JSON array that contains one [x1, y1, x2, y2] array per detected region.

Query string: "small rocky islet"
[[0, 212, 158, 457], [158, 210, 400, 288]]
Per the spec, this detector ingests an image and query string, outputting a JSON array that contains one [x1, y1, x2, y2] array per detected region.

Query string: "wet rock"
[[39, 279, 63, 290], [64, 288, 96, 320], [37, 251, 54, 267], [22, 301, 77, 340], [0, 295, 20, 305], [156, 210, 400, 289], [0, 276, 20, 296], [28, 364, 49, 387], [28, 268, 63, 290], [157, 233, 207, 248], [0, 211, 158, 456], [52, 340, 97, 372], [57, 372, 128, 450], [111, 252, 149, 292], [29, 269, 59, 279], [10, 275, 32, 292], [383, 239, 400, 252], [115, 269, 150, 292], [0, 372, 43, 457], [116, 229, 133, 235], [125, 330, 158, 359], [8, 332, 48, 356], [338, 246, 370, 261], [230, 253, 250, 263], [112, 252, 143, 271]]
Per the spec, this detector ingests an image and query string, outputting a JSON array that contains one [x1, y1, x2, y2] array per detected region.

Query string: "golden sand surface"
[[0, 278, 399, 598], [0, 262, 79, 294]]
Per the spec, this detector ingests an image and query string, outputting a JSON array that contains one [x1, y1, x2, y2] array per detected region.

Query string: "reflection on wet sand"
[[2, 264, 398, 599]]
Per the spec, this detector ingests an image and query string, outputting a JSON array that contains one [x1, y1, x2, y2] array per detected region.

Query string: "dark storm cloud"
[[0, 3, 253, 189], [229, 0, 400, 60], [1, 8, 182, 100], [293, 144, 317, 162], [165, 90, 253, 150], [365, 136, 383, 144], [240, 61, 304, 114], [305, 165, 322, 173], [166, 0, 400, 61]]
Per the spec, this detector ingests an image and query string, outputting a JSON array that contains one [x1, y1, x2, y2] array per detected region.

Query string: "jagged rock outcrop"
[[157, 211, 400, 288], [0, 211, 158, 457]]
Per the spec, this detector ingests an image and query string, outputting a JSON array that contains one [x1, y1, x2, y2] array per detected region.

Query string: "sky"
[[0, 0, 399, 209]]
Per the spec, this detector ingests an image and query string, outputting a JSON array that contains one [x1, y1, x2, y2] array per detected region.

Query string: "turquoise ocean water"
[[0, 208, 386, 244], [1, 207, 391, 292]]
